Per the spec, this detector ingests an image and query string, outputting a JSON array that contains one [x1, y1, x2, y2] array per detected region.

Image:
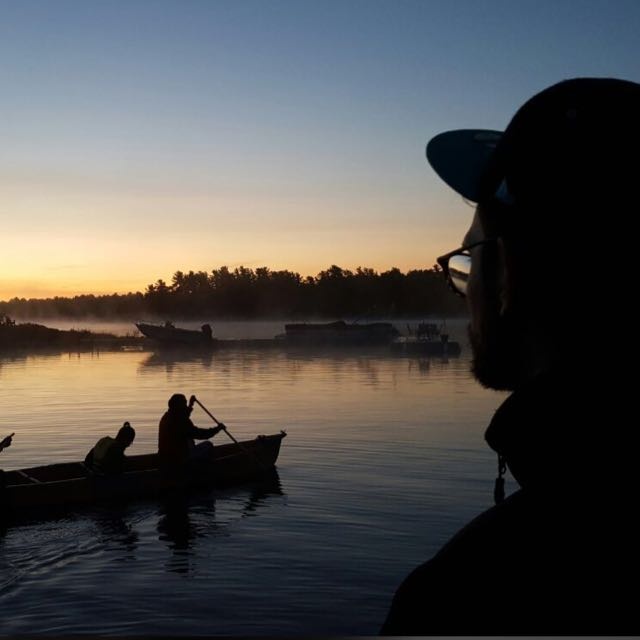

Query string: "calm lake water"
[[0, 321, 511, 635]]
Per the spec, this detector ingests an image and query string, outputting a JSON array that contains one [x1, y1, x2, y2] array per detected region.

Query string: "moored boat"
[[278, 321, 400, 346], [136, 322, 216, 346], [3, 432, 286, 512], [390, 322, 462, 356]]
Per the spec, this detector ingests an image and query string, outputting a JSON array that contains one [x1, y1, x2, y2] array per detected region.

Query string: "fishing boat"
[[3, 432, 286, 512], [135, 322, 216, 346], [390, 322, 462, 356], [278, 321, 400, 346]]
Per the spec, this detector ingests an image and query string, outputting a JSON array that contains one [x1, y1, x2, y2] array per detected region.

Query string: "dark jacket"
[[158, 408, 214, 467], [381, 373, 636, 635]]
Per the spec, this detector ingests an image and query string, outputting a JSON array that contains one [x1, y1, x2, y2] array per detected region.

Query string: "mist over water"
[[0, 321, 509, 635], [22, 316, 469, 340], [21, 318, 291, 339]]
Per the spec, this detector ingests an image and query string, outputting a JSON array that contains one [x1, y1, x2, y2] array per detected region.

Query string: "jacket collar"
[[484, 372, 609, 491]]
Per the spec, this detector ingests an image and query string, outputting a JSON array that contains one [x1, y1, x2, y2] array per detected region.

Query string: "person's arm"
[[210, 424, 226, 438], [186, 419, 224, 440], [0, 433, 14, 452]]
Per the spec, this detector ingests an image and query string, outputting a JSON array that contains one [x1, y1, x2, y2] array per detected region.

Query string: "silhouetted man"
[[85, 423, 136, 474], [381, 78, 638, 635], [158, 393, 224, 469]]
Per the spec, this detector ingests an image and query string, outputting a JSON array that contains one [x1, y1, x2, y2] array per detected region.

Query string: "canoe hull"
[[4, 432, 286, 511]]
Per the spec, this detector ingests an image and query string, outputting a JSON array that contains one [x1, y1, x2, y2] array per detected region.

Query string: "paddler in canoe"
[[85, 422, 136, 474], [158, 393, 226, 470]]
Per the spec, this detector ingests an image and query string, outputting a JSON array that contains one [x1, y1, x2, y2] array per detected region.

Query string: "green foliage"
[[0, 265, 465, 319]]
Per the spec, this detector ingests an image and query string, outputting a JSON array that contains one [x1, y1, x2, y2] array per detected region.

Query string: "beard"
[[468, 307, 524, 392]]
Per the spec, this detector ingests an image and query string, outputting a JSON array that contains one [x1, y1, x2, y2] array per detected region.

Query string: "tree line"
[[0, 265, 466, 319]]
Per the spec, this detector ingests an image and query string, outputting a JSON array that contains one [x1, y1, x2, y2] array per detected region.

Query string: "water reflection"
[[136, 345, 460, 391], [90, 505, 140, 555], [408, 358, 432, 375], [157, 470, 284, 574], [139, 349, 214, 372], [157, 497, 217, 575], [0, 350, 69, 372]]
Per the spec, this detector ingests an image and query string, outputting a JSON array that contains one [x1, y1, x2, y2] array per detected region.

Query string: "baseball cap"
[[426, 78, 640, 205]]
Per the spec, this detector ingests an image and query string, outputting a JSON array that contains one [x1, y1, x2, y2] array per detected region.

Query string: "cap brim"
[[426, 129, 502, 203]]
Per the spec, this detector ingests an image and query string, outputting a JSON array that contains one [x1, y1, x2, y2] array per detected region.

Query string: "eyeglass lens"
[[448, 254, 471, 295]]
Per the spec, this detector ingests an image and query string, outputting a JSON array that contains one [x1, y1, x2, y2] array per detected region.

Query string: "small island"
[[0, 315, 142, 352]]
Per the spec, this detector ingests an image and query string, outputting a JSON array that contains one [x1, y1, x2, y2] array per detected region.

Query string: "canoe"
[[280, 321, 400, 346], [3, 432, 286, 511], [135, 322, 216, 346]]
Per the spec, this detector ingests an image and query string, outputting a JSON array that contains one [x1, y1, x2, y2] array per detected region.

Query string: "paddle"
[[190, 396, 267, 472]]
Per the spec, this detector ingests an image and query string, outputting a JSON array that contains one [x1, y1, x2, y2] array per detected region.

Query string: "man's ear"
[[496, 237, 513, 316]]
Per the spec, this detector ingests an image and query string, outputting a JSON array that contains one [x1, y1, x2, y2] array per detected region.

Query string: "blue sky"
[[1, 0, 638, 297]]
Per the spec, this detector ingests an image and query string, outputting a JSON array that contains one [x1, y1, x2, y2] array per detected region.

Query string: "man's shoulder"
[[382, 487, 633, 635], [94, 436, 115, 449], [158, 411, 173, 428], [381, 493, 532, 634], [159, 411, 187, 425], [408, 490, 532, 582]]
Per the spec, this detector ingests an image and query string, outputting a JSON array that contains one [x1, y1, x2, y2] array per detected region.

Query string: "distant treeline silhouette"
[[0, 265, 465, 319]]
